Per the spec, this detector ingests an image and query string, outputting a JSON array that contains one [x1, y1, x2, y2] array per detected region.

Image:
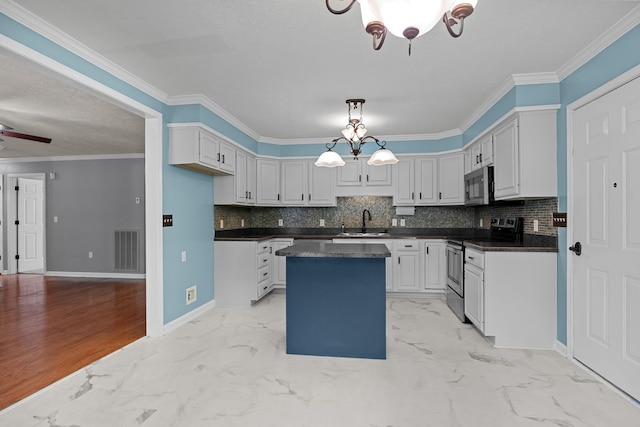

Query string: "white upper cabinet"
[[492, 110, 557, 200], [336, 158, 393, 197], [416, 157, 438, 205], [169, 125, 235, 176], [393, 154, 461, 206], [393, 158, 415, 205], [281, 160, 307, 205], [308, 161, 336, 206], [437, 152, 465, 205], [214, 149, 256, 205], [257, 159, 281, 205]]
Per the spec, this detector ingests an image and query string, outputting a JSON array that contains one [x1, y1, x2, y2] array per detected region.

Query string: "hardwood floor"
[[0, 274, 145, 410]]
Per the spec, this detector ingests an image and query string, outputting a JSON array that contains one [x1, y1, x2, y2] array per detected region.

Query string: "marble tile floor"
[[1, 294, 638, 427]]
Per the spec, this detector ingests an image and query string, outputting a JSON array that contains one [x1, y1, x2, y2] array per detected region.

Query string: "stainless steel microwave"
[[464, 166, 494, 206]]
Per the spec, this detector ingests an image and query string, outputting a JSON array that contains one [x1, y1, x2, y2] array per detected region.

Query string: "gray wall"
[[0, 157, 145, 273]]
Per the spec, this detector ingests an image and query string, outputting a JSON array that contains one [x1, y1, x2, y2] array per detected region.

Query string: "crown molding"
[[557, 4, 640, 80], [512, 72, 560, 85], [0, 153, 145, 163], [167, 94, 261, 142], [0, 1, 170, 104]]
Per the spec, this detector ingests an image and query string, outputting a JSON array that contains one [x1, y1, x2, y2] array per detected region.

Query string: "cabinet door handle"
[[359, 174, 362, 182], [479, 153, 482, 163], [217, 153, 221, 162], [411, 192, 414, 200], [222, 154, 225, 164], [468, 256, 475, 260], [419, 192, 422, 200], [398, 257, 400, 264], [301, 193, 304, 201], [269, 247, 273, 254], [263, 272, 268, 277], [367, 174, 369, 182], [263, 285, 268, 290], [404, 245, 412, 248], [476, 155, 479, 164], [277, 194, 280, 201], [439, 192, 442, 199], [426, 247, 429, 255]]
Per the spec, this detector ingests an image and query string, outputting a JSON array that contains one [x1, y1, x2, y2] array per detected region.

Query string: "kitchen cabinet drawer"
[[257, 265, 270, 284], [257, 252, 270, 269], [258, 242, 271, 254], [394, 240, 420, 251], [465, 248, 484, 268]]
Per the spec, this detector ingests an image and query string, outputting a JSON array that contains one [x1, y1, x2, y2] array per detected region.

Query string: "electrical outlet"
[[88, 251, 93, 259], [278, 219, 283, 226], [533, 219, 539, 232], [181, 251, 187, 262], [220, 219, 224, 228], [392, 218, 397, 226], [320, 219, 325, 227], [479, 218, 483, 227], [400, 218, 406, 227], [241, 219, 245, 227], [186, 286, 197, 305]]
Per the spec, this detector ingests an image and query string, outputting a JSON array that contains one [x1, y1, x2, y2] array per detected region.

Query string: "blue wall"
[[3, 11, 640, 336]]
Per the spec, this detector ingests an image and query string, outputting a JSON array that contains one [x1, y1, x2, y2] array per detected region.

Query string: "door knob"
[[569, 241, 582, 256]]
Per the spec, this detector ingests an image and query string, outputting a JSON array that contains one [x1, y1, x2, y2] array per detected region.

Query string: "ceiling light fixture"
[[326, 0, 478, 55], [315, 99, 398, 168]]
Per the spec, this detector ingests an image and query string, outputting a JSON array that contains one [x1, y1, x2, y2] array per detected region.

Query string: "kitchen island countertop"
[[275, 241, 391, 258]]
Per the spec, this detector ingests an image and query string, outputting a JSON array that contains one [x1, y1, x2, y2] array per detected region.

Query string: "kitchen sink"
[[338, 232, 390, 237]]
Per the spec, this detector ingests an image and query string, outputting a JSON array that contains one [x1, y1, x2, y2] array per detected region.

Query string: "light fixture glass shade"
[[315, 150, 346, 167], [366, 0, 453, 39], [355, 126, 367, 139], [342, 127, 356, 140], [367, 148, 399, 165]]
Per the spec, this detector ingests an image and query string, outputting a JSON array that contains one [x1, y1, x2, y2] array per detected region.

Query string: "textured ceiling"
[[1, 0, 639, 158]]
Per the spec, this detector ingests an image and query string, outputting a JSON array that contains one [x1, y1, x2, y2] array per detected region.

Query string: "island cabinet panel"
[[285, 257, 386, 359]]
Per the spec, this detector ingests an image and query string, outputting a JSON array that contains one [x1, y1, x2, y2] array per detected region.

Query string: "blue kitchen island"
[[275, 241, 391, 360]]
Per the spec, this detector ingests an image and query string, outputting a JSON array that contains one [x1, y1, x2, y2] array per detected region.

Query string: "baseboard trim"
[[554, 340, 568, 358], [45, 271, 146, 279], [163, 300, 216, 335]]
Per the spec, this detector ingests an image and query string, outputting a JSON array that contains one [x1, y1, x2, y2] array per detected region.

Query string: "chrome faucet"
[[362, 209, 371, 233]]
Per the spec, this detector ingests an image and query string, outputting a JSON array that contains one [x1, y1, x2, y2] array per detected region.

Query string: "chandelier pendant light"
[[315, 99, 398, 168], [326, 0, 478, 55]]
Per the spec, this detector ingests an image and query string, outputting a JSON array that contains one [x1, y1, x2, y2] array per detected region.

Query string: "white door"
[[17, 177, 45, 273], [572, 76, 640, 401]]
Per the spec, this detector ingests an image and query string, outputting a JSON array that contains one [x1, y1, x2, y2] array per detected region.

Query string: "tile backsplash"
[[215, 197, 558, 236]]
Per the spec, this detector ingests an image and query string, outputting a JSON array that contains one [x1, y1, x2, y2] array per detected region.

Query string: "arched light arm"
[[442, 14, 465, 38], [365, 22, 387, 50], [326, 0, 358, 15]]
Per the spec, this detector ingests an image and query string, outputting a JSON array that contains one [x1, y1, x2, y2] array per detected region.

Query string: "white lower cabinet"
[[214, 239, 292, 306], [463, 247, 557, 349], [463, 260, 484, 330], [393, 240, 421, 292], [333, 238, 446, 293], [424, 241, 445, 291]]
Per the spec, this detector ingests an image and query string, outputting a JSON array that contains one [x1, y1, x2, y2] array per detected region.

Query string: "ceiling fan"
[[0, 122, 52, 145]]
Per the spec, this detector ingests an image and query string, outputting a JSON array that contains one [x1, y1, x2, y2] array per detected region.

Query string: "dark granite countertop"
[[215, 227, 557, 252], [275, 241, 391, 258]]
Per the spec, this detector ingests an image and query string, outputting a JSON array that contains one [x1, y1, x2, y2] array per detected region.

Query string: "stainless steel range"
[[445, 217, 524, 322]]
